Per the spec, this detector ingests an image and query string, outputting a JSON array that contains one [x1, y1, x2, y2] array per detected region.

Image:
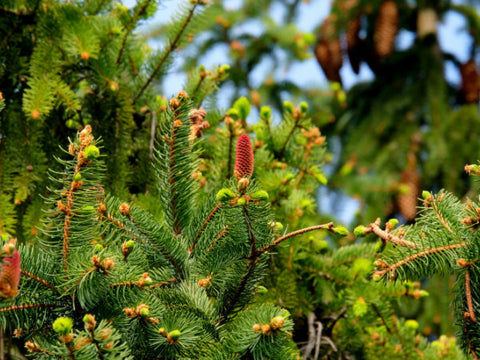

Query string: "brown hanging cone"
[[460, 59, 480, 104], [374, 0, 399, 59], [397, 169, 421, 221], [346, 17, 362, 74], [314, 15, 343, 84]]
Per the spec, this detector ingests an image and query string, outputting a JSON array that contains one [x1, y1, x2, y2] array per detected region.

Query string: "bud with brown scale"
[[119, 203, 130, 215], [102, 258, 115, 270], [261, 324, 271, 335]]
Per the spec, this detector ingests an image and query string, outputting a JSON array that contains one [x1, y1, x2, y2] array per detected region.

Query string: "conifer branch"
[[221, 207, 257, 321], [464, 324, 480, 360], [465, 269, 477, 323], [373, 243, 467, 279], [87, 325, 105, 360], [226, 122, 235, 179], [116, 0, 152, 65], [169, 118, 183, 236], [432, 198, 455, 235], [103, 211, 184, 275], [189, 202, 222, 254], [207, 226, 229, 251], [368, 220, 416, 248], [133, 3, 199, 104], [371, 303, 393, 334], [277, 116, 301, 159], [0, 303, 57, 313], [20, 269, 57, 292], [150, 278, 176, 288], [306, 267, 353, 286], [252, 222, 334, 257]]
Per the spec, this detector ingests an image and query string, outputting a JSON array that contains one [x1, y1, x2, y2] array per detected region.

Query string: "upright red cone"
[[234, 134, 254, 179], [0, 249, 21, 298]]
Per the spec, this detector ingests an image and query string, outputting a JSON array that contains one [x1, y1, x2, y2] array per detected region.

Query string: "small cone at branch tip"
[[0, 248, 21, 299], [234, 134, 254, 180]]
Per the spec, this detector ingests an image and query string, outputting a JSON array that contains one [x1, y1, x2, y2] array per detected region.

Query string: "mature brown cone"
[[374, 0, 399, 59], [347, 18, 362, 74], [314, 15, 343, 83], [460, 59, 480, 104], [397, 169, 421, 221]]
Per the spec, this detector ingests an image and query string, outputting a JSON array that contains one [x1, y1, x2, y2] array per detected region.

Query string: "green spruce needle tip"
[[353, 298, 368, 318], [419, 290, 429, 297], [84, 145, 100, 159], [256, 286, 268, 294], [333, 226, 349, 236], [53, 317, 73, 335], [352, 258, 373, 276], [227, 108, 240, 120], [216, 188, 235, 202], [139, 307, 150, 317], [83, 314, 95, 324], [73, 172, 82, 181], [169, 330, 181, 341], [82, 205, 95, 213], [422, 190, 431, 199], [237, 197, 246, 206], [94, 244, 104, 252], [387, 218, 399, 227], [260, 106, 271, 120], [299, 101, 308, 113], [283, 101, 295, 114], [269, 221, 283, 231], [405, 319, 419, 331], [233, 97, 251, 120], [353, 225, 366, 237], [124, 240, 135, 249], [251, 190, 269, 201]]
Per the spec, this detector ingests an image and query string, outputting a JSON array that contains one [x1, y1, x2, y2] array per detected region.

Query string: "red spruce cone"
[[460, 59, 480, 104], [0, 249, 21, 299], [234, 134, 254, 179], [374, 1, 399, 59], [315, 15, 343, 84], [397, 169, 420, 221], [347, 17, 362, 74]]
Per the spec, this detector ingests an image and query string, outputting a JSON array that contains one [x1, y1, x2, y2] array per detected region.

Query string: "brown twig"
[[432, 198, 455, 235], [465, 269, 477, 322], [20, 269, 57, 292], [0, 303, 57, 312], [368, 220, 416, 248], [374, 243, 467, 279], [252, 222, 334, 257], [207, 226, 229, 251]]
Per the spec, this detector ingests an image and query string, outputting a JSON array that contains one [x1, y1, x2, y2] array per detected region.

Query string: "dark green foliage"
[[0, 97, 327, 358]]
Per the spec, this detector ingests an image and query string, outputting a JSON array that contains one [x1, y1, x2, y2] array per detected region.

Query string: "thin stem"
[[0, 303, 57, 312], [149, 111, 157, 161], [371, 303, 393, 334], [226, 121, 234, 179], [368, 220, 416, 248], [87, 327, 105, 360], [277, 116, 300, 159], [207, 226, 229, 251], [189, 202, 222, 254], [374, 242, 467, 279], [465, 269, 477, 322], [253, 222, 334, 257], [116, 0, 151, 65], [133, 4, 198, 104], [20, 270, 57, 292]]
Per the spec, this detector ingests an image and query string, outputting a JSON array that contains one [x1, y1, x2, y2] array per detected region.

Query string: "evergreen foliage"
[[359, 167, 480, 358], [0, 93, 345, 359]]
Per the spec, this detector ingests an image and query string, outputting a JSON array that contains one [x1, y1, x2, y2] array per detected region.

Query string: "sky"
[[126, 0, 479, 224], [127, 0, 477, 100]]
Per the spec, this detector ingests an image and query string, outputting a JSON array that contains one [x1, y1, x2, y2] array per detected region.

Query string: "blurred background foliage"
[[1, 0, 480, 358]]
